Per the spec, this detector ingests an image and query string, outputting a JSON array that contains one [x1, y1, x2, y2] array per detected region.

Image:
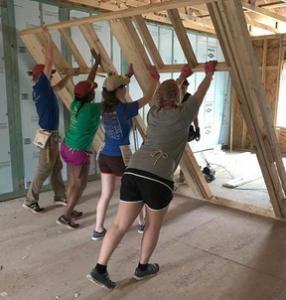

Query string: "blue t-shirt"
[[101, 101, 139, 156], [33, 73, 59, 130]]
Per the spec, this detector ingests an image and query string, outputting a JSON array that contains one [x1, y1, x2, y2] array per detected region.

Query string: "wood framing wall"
[[232, 35, 286, 154], [19, 0, 286, 219]]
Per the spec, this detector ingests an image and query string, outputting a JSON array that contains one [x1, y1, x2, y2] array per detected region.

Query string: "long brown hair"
[[75, 92, 94, 117], [102, 87, 121, 113]]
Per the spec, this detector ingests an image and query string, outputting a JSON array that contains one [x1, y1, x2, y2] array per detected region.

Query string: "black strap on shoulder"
[[182, 92, 191, 103]]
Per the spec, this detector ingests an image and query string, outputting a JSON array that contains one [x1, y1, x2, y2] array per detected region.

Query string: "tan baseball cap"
[[103, 75, 130, 92]]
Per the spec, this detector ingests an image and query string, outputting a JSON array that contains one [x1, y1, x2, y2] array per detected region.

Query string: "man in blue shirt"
[[23, 28, 78, 214]]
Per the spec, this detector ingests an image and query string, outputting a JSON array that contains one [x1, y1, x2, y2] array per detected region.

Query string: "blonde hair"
[[156, 79, 181, 110]]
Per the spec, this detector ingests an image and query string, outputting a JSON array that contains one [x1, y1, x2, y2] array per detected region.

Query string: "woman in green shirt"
[[57, 50, 101, 230]]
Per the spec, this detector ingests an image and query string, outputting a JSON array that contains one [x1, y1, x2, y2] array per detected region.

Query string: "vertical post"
[[1, 0, 25, 192]]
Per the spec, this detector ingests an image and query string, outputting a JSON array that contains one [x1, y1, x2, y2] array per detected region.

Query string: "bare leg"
[[63, 163, 89, 218], [139, 205, 169, 264], [95, 173, 116, 232], [97, 201, 143, 265]]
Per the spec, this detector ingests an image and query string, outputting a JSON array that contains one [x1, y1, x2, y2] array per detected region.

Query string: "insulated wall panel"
[[0, 15, 13, 193], [15, 0, 42, 188]]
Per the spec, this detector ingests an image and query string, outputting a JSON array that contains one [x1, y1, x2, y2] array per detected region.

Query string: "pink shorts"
[[60, 142, 91, 166]]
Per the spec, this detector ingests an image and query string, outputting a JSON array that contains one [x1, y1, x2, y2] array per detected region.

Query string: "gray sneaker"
[[91, 228, 106, 241], [86, 268, 116, 290], [53, 197, 67, 206], [137, 224, 145, 234], [133, 263, 160, 281]]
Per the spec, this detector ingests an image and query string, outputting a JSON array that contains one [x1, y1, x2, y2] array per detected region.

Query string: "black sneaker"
[[22, 203, 45, 214], [86, 268, 116, 290], [53, 197, 67, 206], [70, 210, 83, 219], [56, 215, 80, 230], [91, 228, 107, 241], [133, 263, 160, 280]]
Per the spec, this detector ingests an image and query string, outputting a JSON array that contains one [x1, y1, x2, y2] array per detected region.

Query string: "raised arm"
[[88, 49, 101, 82], [193, 117, 199, 128], [53, 68, 80, 92], [43, 28, 53, 79], [193, 61, 217, 105], [176, 64, 194, 88], [137, 67, 160, 109]]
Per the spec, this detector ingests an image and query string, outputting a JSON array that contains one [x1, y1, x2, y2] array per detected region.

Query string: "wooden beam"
[[68, 62, 231, 75], [142, 12, 216, 35], [78, 23, 117, 74], [273, 35, 284, 126], [242, 2, 286, 24], [251, 33, 286, 40], [41, 0, 217, 35], [177, 193, 275, 219], [19, 0, 220, 35], [132, 15, 164, 69], [262, 38, 268, 85], [59, 28, 89, 71], [223, 173, 262, 188], [180, 144, 213, 199], [21, 33, 73, 107], [109, 18, 154, 92], [246, 19, 280, 34], [259, 1, 286, 9], [167, 8, 198, 67], [161, 62, 230, 73], [208, 0, 286, 218], [35, 32, 74, 95]]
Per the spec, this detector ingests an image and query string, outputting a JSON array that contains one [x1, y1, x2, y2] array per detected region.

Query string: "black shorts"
[[98, 153, 126, 177], [120, 168, 174, 211]]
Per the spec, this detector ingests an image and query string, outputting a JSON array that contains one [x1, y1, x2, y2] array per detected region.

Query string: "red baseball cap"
[[28, 64, 56, 76], [74, 80, 98, 98]]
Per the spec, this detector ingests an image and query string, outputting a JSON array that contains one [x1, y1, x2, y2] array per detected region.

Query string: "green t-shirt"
[[64, 99, 101, 150]]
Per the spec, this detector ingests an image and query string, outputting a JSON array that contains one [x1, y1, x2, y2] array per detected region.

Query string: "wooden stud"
[[59, 28, 89, 72], [208, 0, 286, 218], [132, 15, 164, 69], [167, 9, 198, 67], [262, 38, 268, 86]]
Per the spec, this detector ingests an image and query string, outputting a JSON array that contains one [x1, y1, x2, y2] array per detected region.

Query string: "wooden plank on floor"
[[223, 173, 262, 188]]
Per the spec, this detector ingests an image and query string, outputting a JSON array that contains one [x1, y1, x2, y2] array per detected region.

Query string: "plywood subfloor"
[[1, 180, 286, 300]]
